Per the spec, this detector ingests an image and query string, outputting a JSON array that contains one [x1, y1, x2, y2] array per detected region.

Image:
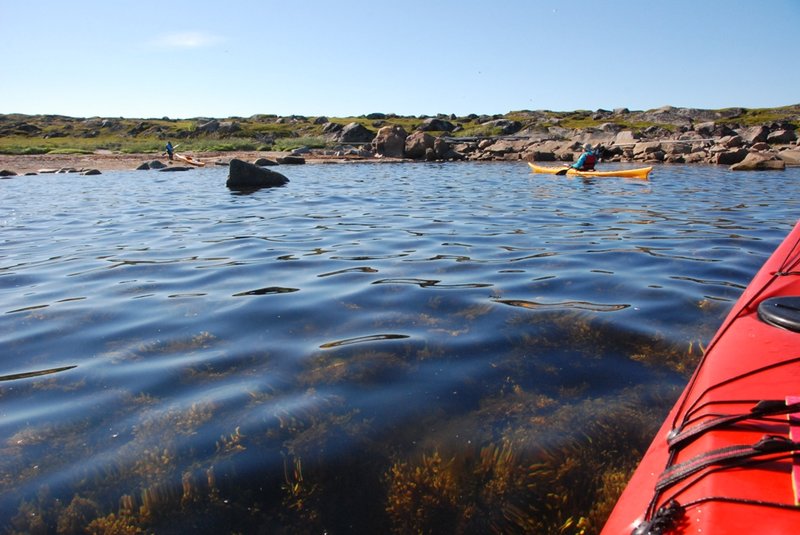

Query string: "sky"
[[2, 0, 798, 119]]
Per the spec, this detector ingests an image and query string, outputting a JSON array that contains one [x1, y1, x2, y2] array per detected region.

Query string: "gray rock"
[[777, 149, 800, 166], [197, 119, 220, 133], [713, 148, 748, 165], [337, 122, 375, 143], [481, 119, 523, 135], [613, 130, 639, 146], [226, 158, 289, 189], [767, 129, 797, 144], [81, 169, 101, 175], [0, 169, 17, 177], [322, 122, 343, 135], [738, 125, 769, 144], [433, 137, 454, 159], [417, 118, 456, 132], [526, 150, 557, 162], [404, 131, 436, 159], [254, 158, 279, 166]]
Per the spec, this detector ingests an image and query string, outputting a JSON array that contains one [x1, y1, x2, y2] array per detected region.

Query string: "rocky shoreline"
[[353, 106, 800, 172], [1, 105, 799, 176]]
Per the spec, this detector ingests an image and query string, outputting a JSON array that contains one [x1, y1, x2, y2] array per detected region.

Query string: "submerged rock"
[[276, 156, 305, 165], [226, 158, 289, 189], [158, 166, 193, 172], [137, 160, 167, 170]]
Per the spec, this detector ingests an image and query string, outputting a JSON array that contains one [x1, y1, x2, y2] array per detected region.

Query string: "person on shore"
[[571, 144, 598, 171], [165, 141, 174, 161]]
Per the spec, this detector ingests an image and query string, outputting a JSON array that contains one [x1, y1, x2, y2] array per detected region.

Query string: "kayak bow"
[[602, 220, 800, 534]]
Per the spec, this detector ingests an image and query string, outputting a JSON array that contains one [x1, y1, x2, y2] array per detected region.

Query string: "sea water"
[[1, 162, 799, 532]]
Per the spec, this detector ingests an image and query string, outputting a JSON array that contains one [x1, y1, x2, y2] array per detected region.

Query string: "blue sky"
[[2, 0, 798, 118]]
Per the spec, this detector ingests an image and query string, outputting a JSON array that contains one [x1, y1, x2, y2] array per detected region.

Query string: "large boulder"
[[277, 156, 305, 165], [777, 149, 800, 166], [404, 131, 436, 159], [712, 148, 748, 165], [372, 125, 408, 158], [613, 130, 639, 147], [226, 158, 289, 189], [417, 118, 456, 132], [481, 119, 523, 135], [337, 122, 375, 143], [730, 152, 786, 171], [322, 122, 343, 136], [738, 125, 769, 144], [767, 129, 797, 144]]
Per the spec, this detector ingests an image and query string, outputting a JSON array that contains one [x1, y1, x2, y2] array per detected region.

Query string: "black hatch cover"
[[757, 296, 800, 333]]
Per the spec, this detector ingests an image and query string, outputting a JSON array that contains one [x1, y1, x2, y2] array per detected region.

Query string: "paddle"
[[555, 166, 572, 176]]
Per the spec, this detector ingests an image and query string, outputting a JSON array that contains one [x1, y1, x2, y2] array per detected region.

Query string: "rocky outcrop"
[[226, 158, 289, 189]]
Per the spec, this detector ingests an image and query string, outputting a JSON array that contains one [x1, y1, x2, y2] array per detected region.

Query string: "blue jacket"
[[572, 150, 597, 170]]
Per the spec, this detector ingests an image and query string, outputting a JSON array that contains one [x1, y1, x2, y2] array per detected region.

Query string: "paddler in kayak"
[[571, 144, 598, 171], [554, 143, 601, 175]]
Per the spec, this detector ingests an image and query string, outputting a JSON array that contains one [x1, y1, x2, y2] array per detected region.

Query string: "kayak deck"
[[174, 153, 206, 167], [527, 162, 652, 179], [602, 220, 800, 534]]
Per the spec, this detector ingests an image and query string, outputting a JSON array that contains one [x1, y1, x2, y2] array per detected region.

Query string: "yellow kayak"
[[528, 162, 652, 179]]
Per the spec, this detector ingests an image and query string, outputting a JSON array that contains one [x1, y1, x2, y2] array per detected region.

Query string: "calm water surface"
[[2, 162, 799, 533]]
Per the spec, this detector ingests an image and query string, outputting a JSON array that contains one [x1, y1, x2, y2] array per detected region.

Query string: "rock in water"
[[226, 158, 289, 189]]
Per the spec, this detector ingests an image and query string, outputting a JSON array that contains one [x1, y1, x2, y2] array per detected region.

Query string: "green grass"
[[46, 148, 94, 155], [718, 105, 800, 128], [272, 136, 328, 152]]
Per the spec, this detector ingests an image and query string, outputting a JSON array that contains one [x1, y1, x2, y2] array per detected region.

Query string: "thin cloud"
[[151, 31, 223, 49]]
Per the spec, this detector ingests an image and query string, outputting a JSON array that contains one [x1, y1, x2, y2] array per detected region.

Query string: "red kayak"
[[603, 220, 800, 534]]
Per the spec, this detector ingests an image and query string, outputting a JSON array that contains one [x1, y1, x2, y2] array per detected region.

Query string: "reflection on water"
[[1, 162, 799, 533]]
